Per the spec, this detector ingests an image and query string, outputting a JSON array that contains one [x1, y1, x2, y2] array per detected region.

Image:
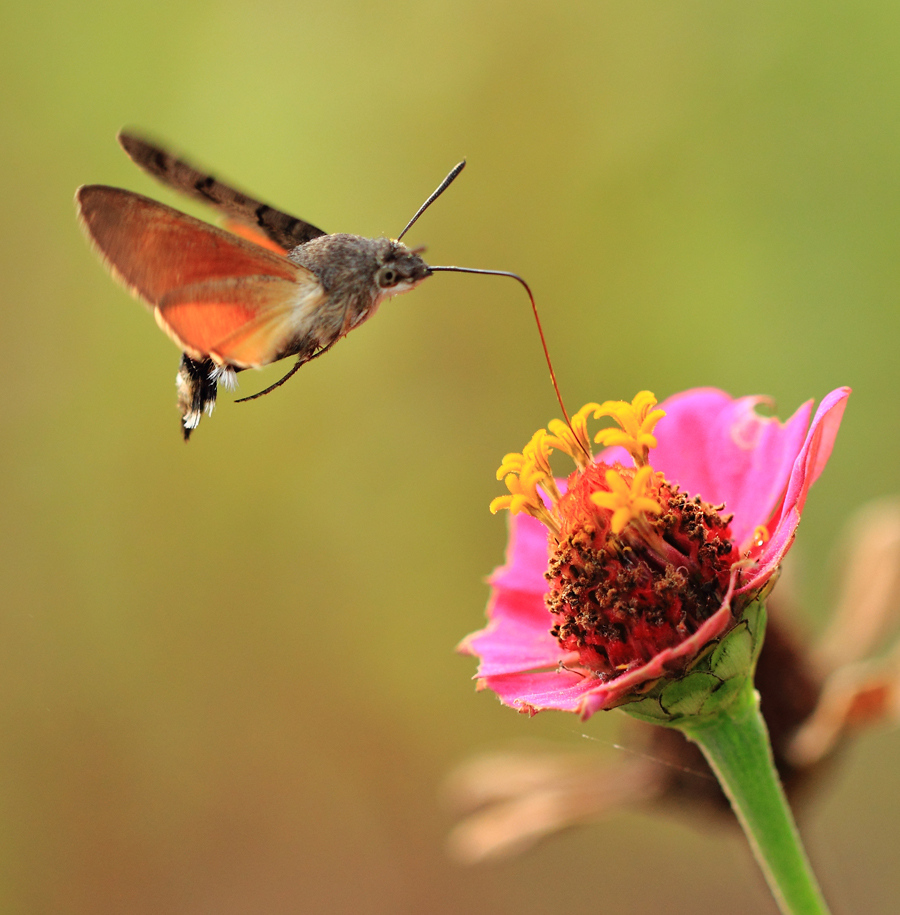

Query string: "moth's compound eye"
[[377, 266, 400, 288]]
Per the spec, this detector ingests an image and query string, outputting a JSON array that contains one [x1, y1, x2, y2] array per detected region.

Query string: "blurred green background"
[[2, 1, 899, 912]]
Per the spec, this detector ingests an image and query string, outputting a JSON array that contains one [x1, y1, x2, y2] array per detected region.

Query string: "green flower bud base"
[[625, 599, 766, 725], [618, 601, 831, 915]]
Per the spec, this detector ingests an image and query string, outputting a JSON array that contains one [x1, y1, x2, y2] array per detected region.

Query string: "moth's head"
[[290, 233, 433, 304], [373, 238, 432, 298]]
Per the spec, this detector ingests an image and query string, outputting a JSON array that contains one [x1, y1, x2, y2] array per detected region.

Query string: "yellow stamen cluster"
[[591, 390, 665, 467], [590, 466, 663, 535], [545, 403, 601, 470], [490, 429, 560, 532], [490, 392, 667, 537]]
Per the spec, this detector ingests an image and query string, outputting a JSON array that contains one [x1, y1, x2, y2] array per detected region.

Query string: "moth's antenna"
[[428, 266, 576, 434], [397, 161, 466, 242]]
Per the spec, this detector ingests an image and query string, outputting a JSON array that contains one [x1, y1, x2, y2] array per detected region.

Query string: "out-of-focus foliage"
[[1, 2, 898, 913]]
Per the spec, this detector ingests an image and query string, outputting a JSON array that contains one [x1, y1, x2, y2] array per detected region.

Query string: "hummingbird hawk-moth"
[[76, 131, 472, 439]]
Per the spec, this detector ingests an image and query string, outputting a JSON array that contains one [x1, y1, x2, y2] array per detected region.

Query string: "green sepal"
[[622, 599, 767, 727]]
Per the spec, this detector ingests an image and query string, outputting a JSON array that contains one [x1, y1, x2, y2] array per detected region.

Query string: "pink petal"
[[649, 388, 816, 548], [740, 386, 850, 592], [459, 587, 564, 676], [489, 513, 551, 596], [480, 669, 601, 714]]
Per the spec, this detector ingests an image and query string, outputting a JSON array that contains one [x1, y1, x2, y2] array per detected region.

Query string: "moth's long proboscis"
[[428, 266, 576, 437]]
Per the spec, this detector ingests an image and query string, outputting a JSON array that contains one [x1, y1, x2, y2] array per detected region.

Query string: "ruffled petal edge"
[[739, 386, 850, 593]]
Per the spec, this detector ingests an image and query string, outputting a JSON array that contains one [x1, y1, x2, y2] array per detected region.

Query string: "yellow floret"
[[590, 465, 663, 535], [592, 391, 666, 466], [545, 403, 600, 469]]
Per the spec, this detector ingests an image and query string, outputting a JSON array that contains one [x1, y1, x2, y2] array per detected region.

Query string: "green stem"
[[676, 679, 830, 915]]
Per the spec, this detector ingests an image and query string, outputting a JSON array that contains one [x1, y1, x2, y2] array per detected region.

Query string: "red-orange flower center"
[[545, 463, 741, 677]]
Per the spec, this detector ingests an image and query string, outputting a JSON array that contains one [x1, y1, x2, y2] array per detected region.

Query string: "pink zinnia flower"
[[461, 387, 850, 720]]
